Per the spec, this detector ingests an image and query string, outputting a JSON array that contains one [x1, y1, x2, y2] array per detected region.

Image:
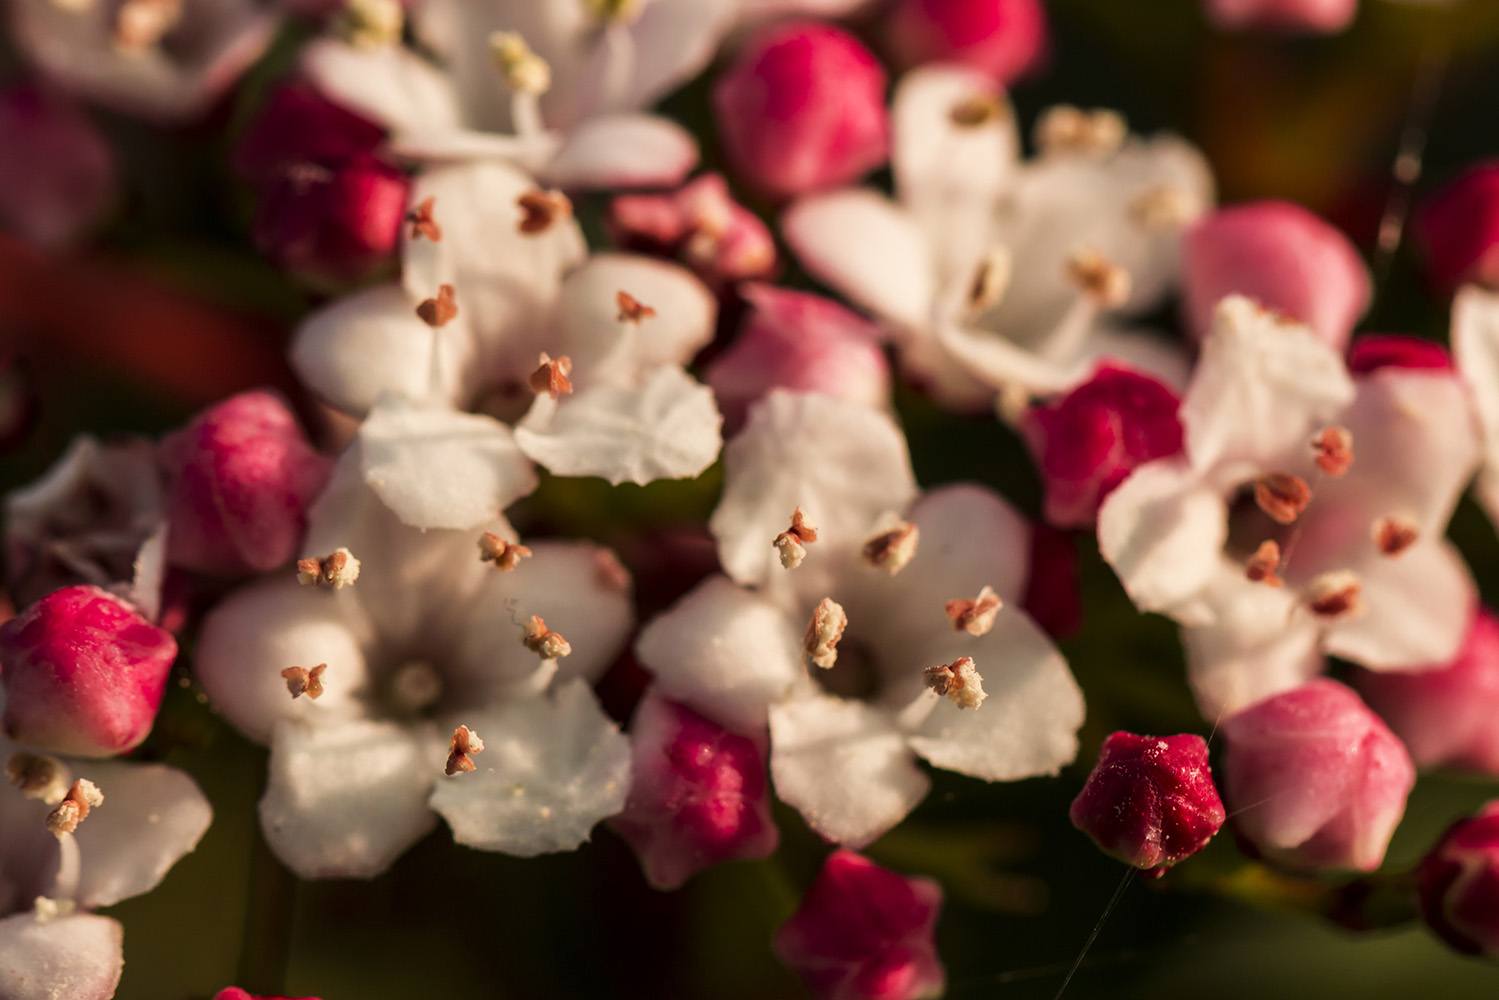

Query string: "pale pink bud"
[[713, 23, 889, 200], [608, 174, 776, 287], [1418, 801, 1499, 958], [1203, 0, 1357, 34], [1221, 679, 1415, 872], [0, 585, 176, 757], [1414, 162, 1499, 295], [1347, 334, 1453, 375], [706, 284, 890, 430], [1069, 731, 1226, 876], [1182, 201, 1370, 349], [886, 0, 1049, 86], [774, 850, 945, 1000], [1022, 364, 1184, 528], [0, 84, 115, 249], [160, 390, 332, 576], [609, 692, 778, 890]]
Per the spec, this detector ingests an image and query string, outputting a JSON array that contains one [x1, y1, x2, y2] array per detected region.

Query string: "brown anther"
[[1254, 473, 1312, 525], [477, 532, 532, 571], [1245, 540, 1284, 587], [296, 547, 361, 589], [862, 520, 920, 575], [281, 663, 327, 700], [416, 284, 459, 328], [45, 779, 102, 838], [516, 189, 572, 234], [773, 508, 819, 570], [522, 615, 572, 660], [616, 291, 656, 325], [949, 93, 1007, 128], [1305, 571, 1363, 620], [6, 753, 67, 803], [923, 657, 987, 710], [405, 197, 442, 242], [445, 725, 485, 776], [1373, 515, 1419, 557], [1129, 186, 1194, 230], [1311, 425, 1354, 477], [803, 597, 848, 670], [593, 550, 632, 592], [1066, 249, 1132, 309], [945, 585, 1002, 637], [527, 352, 573, 399], [966, 249, 1012, 315]]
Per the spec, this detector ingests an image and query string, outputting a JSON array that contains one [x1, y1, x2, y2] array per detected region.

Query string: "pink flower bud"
[[1021, 364, 1183, 529], [609, 692, 778, 890], [1221, 679, 1416, 872], [1203, 0, 1357, 34], [885, 0, 1049, 85], [713, 23, 889, 200], [0, 84, 116, 249], [1182, 201, 1370, 350], [1416, 163, 1499, 294], [1022, 523, 1083, 640], [232, 83, 386, 185], [0, 585, 176, 757], [1419, 801, 1499, 957], [1346, 334, 1453, 375], [1357, 610, 1499, 775], [608, 174, 776, 287], [1069, 731, 1226, 876], [774, 850, 944, 1000], [214, 989, 322, 1000], [706, 284, 890, 429], [160, 390, 332, 576]]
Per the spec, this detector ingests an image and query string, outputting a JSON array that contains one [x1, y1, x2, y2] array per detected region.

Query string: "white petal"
[[359, 396, 538, 530], [937, 322, 1082, 396], [1324, 540, 1477, 670], [1082, 324, 1193, 391], [782, 190, 936, 330], [543, 113, 698, 190], [769, 694, 930, 847], [634, 576, 803, 733], [711, 391, 917, 588], [71, 761, 211, 909], [514, 366, 722, 486], [1454, 285, 1499, 526], [613, 0, 739, 114], [556, 254, 716, 380], [0, 912, 121, 1000], [260, 717, 440, 879], [301, 39, 464, 136], [0, 762, 61, 915], [428, 681, 630, 856]]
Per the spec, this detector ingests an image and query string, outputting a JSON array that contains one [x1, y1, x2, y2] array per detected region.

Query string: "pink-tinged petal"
[[1454, 286, 1499, 527], [429, 681, 629, 856], [555, 254, 716, 378], [161, 390, 332, 576], [1323, 539, 1476, 671], [707, 284, 890, 429], [261, 716, 440, 879], [0, 586, 175, 757], [610, 691, 778, 890], [0, 84, 115, 248], [769, 694, 930, 847], [543, 113, 697, 190], [0, 912, 122, 1000], [1418, 801, 1499, 957], [887, 0, 1049, 85], [713, 23, 889, 200], [301, 39, 464, 138], [635, 576, 803, 734], [1414, 162, 1499, 294], [1358, 609, 1499, 774], [1182, 201, 1370, 350], [1203, 0, 1357, 33], [1069, 732, 1226, 875], [609, 173, 777, 287], [1221, 679, 1415, 872], [774, 850, 944, 1000], [1347, 334, 1453, 374]]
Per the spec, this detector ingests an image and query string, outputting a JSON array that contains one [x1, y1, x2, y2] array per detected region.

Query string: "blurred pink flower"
[[1347, 334, 1452, 375], [609, 174, 776, 288], [0, 85, 114, 249], [1203, 0, 1358, 33], [1419, 801, 1499, 958], [1415, 163, 1499, 294], [886, 0, 1048, 85]]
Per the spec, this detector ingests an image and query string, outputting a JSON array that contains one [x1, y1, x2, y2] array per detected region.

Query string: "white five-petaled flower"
[[1098, 295, 1481, 718], [194, 446, 635, 878], [635, 391, 1085, 847], [783, 66, 1213, 411]]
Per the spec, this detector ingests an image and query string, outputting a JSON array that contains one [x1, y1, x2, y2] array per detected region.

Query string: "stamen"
[[32, 897, 75, 924], [6, 753, 68, 804], [1311, 425, 1354, 477], [445, 725, 485, 776], [1254, 473, 1312, 525], [1035, 106, 1126, 157], [945, 585, 1002, 637], [803, 597, 848, 670], [336, 0, 403, 49], [1244, 540, 1284, 587], [583, 0, 642, 22], [966, 248, 1012, 315], [1130, 186, 1194, 230], [923, 657, 987, 710], [113, 0, 181, 52], [405, 197, 442, 242], [1305, 571, 1363, 620], [1373, 515, 1419, 557], [280, 663, 327, 701], [862, 519, 920, 575], [516, 190, 573, 235], [522, 615, 572, 661], [773, 508, 818, 570], [45, 779, 102, 838], [593, 550, 632, 592], [949, 93, 1007, 128], [477, 532, 532, 572], [488, 31, 551, 94], [416, 284, 459, 328], [616, 291, 656, 324], [528, 353, 574, 399], [1066, 250, 1132, 308], [296, 547, 361, 589]]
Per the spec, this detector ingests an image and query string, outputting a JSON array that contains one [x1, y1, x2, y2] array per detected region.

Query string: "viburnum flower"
[[1220, 679, 1415, 872], [608, 173, 776, 289], [194, 446, 634, 877], [290, 158, 723, 529], [1419, 801, 1499, 958], [0, 83, 115, 249], [301, 0, 737, 186], [634, 391, 1083, 846], [0, 736, 212, 1000], [6, 0, 277, 122], [1099, 296, 1480, 718], [1453, 286, 1499, 529], [885, 0, 1049, 86], [773, 849, 944, 1000], [785, 65, 1210, 410], [1415, 163, 1499, 295]]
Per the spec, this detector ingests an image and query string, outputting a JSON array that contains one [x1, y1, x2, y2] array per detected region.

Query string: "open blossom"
[[785, 66, 1209, 411], [194, 447, 634, 877], [608, 173, 776, 288], [290, 159, 723, 530], [1454, 286, 1499, 530], [635, 392, 1083, 846], [886, 0, 1048, 86], [1182, 201, 1370, 350], [1221, 680, 1415, 871], [773, 849, 944, 1000], [713, 22, 890, 200], [1099, 296, 1480, 718], [1419, 801, 1499, 957], [0, 84, 115, 249]]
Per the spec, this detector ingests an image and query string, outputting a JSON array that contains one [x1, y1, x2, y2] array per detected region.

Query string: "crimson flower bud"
[[1414, 162, 1499, 295], [885, 0, 1048, 85], [213, 989, 322, 1000], [0, 83, 115, 249], [1346, 334, 1453, 375], [1419, 801, 1499, 958], [232, 83, 386, 185]]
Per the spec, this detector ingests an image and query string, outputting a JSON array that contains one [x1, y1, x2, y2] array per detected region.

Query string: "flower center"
[[387, 660, 444, 717]]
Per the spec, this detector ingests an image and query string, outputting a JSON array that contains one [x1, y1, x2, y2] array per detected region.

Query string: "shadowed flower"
[[0, 84, 115, 249], [1419, 801, 1499, 958]]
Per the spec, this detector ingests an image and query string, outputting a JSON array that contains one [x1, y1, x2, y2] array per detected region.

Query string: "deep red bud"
[[1419, 801, 1499, 958]]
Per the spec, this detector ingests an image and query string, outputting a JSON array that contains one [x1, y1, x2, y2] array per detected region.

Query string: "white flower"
[[783, 66, 1213, 410], [1454, 285, 1499, 531]]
